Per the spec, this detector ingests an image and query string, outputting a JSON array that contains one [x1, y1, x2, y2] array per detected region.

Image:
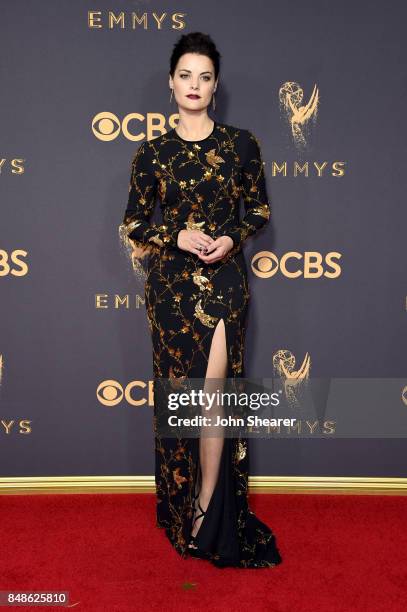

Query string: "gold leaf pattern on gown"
[[251, 204, 271, 219], [236, 440, 247, 462], [194, 299, 218, 328], [205, 148, 225, 169], [185, 212, 206, 231], [192, 267, 212, 292], [149, 234, 165, 247], [158, 178, 167, 200], [173, 467, 188, 488], [119, 121, 282, 569]]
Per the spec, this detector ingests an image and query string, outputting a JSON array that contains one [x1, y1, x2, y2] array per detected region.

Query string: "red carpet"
[[0, 492, 406, 611]]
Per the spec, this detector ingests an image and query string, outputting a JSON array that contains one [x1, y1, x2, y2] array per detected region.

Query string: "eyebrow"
[[178, 69, 212, 75]]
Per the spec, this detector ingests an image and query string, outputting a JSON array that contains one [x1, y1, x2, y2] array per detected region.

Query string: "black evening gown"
[[119, 120, 282, 568]]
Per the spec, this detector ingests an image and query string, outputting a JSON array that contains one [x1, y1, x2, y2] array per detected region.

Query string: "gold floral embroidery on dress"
[[119, 123, 271, 270], [120, 122, 281, 569], [185, 213, 206, 231], [194, 299, 218, 328], [205, 149, 225, 169], [192, 268, 213, 293], [236, 440, 247, 462]]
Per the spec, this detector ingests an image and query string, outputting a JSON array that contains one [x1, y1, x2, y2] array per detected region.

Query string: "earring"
[[212, 91, 216, 111], [169, 88, 173, 103]]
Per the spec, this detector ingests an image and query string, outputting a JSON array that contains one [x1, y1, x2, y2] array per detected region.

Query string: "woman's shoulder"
[[217, 123, 263, 153], [217, 123, 263, 158], [216, 121, 253, 139]]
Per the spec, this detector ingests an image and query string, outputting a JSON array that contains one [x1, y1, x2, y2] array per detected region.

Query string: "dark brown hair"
[[169, 31, 221, 80]]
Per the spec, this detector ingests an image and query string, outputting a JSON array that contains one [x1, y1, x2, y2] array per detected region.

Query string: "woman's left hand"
[[197, 235, 234, 264]]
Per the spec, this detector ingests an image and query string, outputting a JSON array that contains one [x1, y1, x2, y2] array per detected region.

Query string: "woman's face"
[[169, 52, 217, 113]]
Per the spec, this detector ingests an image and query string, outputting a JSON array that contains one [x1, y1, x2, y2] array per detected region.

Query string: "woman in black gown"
[[119, 32, 282, 569]]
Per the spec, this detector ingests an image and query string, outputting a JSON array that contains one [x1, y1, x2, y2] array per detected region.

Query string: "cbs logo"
[[0, 250, 29, 276], [251, 251, 342, 278], [92, 112, 177, 142], [97, 379, 154, 406]]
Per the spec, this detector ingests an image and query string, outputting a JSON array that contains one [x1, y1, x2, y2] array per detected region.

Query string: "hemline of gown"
[[155, 436, 283, 569], [157, 520, 283, 569]]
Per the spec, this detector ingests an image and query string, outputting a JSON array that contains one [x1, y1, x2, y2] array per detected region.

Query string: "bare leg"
[[190, 318, 227, 540]]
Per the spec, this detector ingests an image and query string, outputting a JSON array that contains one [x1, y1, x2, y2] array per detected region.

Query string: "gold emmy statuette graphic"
[[402, 385, 407, 407], [279, 82, 319, 149], [273, 349, 311, 407]]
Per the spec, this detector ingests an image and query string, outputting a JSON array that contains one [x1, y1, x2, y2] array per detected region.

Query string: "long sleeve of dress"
[[119, 140, 180, 250], [224, 131, 271, 250]]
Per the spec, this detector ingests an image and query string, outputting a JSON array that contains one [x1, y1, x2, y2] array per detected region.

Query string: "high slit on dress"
[[120, 120, 282, 568]]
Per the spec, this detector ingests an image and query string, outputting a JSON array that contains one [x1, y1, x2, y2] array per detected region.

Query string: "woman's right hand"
[[177, 229, 215, 256]]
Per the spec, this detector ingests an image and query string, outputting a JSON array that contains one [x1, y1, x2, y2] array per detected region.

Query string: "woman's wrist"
[[220, 235, 234, 251]]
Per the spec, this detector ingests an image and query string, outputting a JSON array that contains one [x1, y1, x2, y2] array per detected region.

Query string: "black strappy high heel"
[[188, 497, 208, 558]]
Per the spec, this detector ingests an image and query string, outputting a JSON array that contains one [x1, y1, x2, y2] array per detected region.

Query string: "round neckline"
[[174, 120, 216, 143]]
